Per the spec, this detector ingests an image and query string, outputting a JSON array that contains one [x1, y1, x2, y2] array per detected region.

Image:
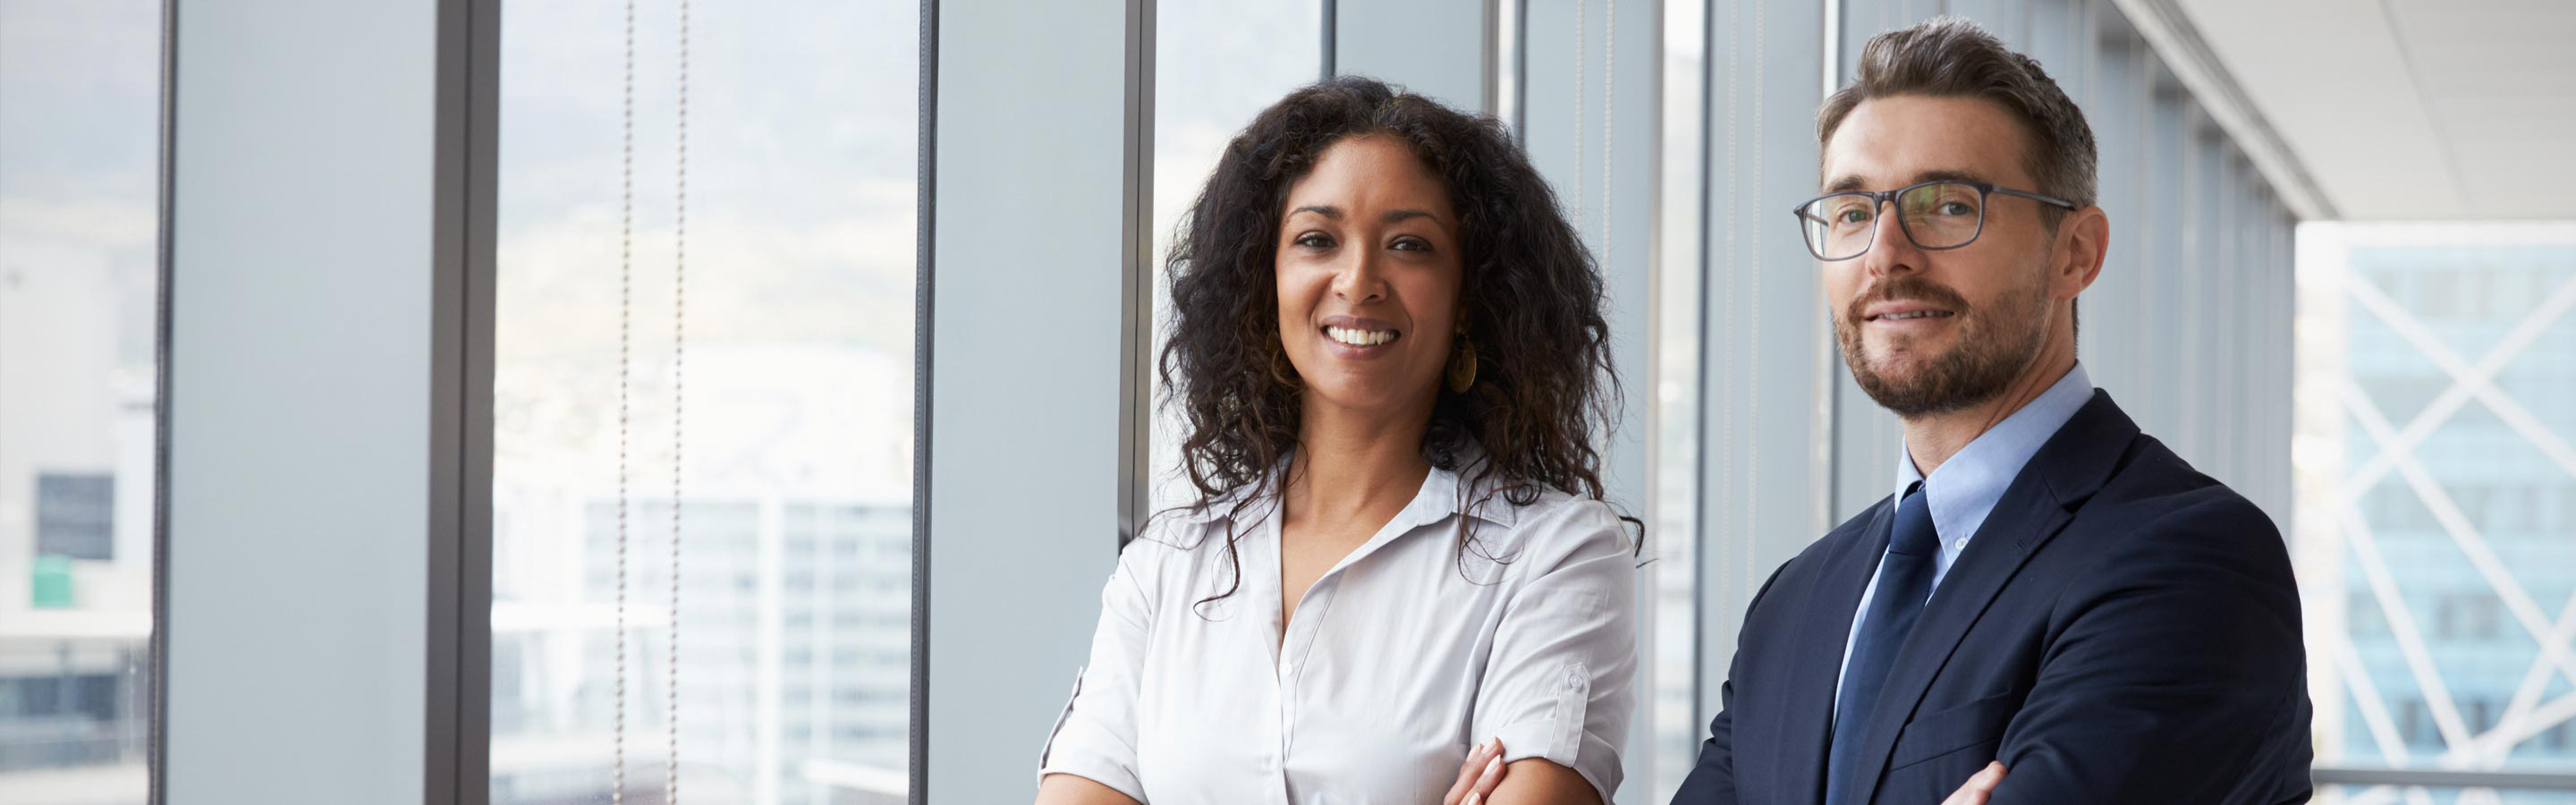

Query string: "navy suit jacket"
[[1672, 391, 2312, 805]]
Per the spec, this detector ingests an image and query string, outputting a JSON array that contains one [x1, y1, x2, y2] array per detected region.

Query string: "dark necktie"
[[1825, 482, 1940, 805]]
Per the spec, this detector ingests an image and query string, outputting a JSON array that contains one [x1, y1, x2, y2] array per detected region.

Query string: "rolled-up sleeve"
[[1470, 502, 1640, 801], [1035, 539, 1161, 801]]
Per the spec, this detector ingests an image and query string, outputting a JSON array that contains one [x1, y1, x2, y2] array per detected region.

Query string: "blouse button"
[[1563, 670, 1584, 690]]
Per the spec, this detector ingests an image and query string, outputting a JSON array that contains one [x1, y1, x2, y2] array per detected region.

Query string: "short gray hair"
[[1818, 16, 2097, 228]]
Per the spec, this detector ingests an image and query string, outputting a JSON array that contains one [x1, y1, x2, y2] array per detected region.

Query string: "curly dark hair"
[[1155, 75, 1635, 603]]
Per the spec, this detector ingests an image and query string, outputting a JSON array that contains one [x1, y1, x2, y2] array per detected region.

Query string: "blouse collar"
[[1162, 444, 1525, 530]]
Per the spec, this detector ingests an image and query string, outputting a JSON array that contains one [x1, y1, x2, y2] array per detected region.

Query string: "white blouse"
[[1036, 459, 1638, 804]]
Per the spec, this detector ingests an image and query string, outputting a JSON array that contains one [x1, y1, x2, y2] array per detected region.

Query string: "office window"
[[0, 0, 163, 801], [2297, 223, 2576, 797], [1144, 1, 1323, 513], [490, 1, 917, 803], [1638, 0, 1710, 800], [2318, 788, 2576, 805], [34, 474, 114, 562]]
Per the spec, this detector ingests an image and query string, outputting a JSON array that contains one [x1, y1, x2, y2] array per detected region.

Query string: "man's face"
[[1818, 94, 2063, 419]]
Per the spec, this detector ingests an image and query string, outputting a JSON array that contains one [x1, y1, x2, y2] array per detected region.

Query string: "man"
[[1670, 17, 2312, 805]]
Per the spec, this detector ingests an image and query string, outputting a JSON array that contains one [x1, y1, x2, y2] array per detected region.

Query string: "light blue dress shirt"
[[1829, 362, 2096, 724]]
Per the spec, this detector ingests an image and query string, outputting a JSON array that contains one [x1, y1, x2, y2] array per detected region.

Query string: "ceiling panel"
[[2170, 0, 2576, 219]]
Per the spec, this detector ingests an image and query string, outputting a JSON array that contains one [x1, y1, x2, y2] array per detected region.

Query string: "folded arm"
[[1986, 502, 2308, 804], [1484, 758, 1602, 805], [1037, 774, 1145, 805], [1468, 504, 1640, 803], [1033, 543, 1159, 804]]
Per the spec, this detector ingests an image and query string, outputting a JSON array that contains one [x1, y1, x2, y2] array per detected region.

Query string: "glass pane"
[[0, 1, 163, 802], [491, 2, 918, 802], [2298, 223, 2576, 780], [1146, 0, 1324, 513], [1648, 0, 1707, 799], [2318, 785, 2576, 805]]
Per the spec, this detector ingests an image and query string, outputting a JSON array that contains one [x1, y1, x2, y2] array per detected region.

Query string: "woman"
[[1036, 76, 1637, 805]]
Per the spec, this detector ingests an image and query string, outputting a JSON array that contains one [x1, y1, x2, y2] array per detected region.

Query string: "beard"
[[1835, 272, 2050, 419]]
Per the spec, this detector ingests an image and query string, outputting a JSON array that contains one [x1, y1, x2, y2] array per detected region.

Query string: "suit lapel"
[[1843, 392, 2141, 805], [1780, 501, 1894, 805]]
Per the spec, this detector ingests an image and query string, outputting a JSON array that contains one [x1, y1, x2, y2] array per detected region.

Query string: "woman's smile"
[[1318, 316, 1403, 359]]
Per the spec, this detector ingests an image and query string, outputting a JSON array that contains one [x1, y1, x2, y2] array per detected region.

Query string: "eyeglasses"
[[1792, 180, 2078, 261]]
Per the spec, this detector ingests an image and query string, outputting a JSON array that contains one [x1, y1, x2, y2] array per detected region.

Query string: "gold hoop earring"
[[1446, 335, 1479, 393]]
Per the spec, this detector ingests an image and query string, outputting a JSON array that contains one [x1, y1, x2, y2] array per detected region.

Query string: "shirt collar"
[[1165, 445, 1521, 529], [1436, 446, 1523, 528], [1894, 362, 2095, 553]]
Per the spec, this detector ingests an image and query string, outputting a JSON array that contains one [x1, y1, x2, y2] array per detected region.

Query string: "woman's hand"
[[1439, 737, 1508, 805]]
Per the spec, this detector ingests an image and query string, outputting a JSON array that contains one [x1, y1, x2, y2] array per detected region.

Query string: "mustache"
[[1845, 275, 1970, 321]]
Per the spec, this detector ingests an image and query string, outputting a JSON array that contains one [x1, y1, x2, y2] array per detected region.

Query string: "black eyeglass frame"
[[1791, 180, 2080, 261]]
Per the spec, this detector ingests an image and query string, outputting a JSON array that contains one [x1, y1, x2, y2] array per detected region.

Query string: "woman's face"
[[1275, 134, 1464, 422]]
